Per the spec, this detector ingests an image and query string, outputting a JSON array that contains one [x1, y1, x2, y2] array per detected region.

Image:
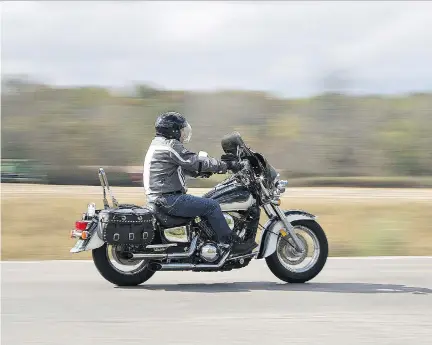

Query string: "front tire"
[[265, 219, 328, 283], [92, 243, 155, 286]]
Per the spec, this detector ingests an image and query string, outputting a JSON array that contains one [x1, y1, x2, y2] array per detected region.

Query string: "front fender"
[[256, 209, 316, 259]]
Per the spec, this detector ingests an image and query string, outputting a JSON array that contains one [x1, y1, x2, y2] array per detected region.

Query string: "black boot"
[[219, 234, 258, 256], [231, 237, 258, 255]]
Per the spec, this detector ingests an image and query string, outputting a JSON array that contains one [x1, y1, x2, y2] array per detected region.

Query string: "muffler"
[[131, 236, 198, 260], [148, 250, 231, 272]]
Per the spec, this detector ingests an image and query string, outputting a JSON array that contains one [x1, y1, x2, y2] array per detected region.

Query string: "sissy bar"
[[98, 167, 119, 209]]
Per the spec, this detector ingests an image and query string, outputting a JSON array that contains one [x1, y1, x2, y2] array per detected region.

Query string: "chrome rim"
[[106, 245, 149, 275], [276, 225, 320, 273]]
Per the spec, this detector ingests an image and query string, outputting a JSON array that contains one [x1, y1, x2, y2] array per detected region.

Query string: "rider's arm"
[[169, 141, 227, 174]]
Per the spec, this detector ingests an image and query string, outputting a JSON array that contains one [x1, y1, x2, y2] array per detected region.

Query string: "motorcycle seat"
[[146, 203, 192, 228]]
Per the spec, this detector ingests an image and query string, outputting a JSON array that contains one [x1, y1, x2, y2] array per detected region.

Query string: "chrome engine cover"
[[199, 243, 220, 262], [163, 226, 188, 243]]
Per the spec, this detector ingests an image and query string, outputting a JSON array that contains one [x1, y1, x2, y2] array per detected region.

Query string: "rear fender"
[[257, 210, 317, 259], [70, 220, 105, 253], [83, 229, 105, 250]]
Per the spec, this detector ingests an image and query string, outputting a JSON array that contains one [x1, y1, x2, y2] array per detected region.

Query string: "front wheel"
[[92, 243, 155, 286], [265, 219, 328, 283]]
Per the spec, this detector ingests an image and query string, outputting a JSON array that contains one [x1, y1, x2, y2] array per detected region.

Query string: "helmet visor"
[[181, 123, 192, 143]]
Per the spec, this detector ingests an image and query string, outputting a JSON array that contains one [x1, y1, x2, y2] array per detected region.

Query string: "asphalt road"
[[2, 258, 432, 345]]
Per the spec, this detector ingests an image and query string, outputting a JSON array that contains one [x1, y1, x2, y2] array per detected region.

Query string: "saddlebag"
[[99, 205, 155, 245]]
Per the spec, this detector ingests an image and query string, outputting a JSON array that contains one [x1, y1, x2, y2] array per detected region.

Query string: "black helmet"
[[155, 111, 192, 143]]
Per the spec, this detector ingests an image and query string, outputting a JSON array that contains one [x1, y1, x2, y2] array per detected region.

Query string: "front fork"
[[263, 204, 306, 253]]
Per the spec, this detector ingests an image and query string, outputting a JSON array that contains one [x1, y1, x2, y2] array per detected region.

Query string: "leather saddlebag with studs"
[[99, 205, 155, 245]]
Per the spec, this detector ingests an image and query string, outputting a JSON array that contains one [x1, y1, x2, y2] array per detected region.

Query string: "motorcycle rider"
[[143, 111, 258, 255]]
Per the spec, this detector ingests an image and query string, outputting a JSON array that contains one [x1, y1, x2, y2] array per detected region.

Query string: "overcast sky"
[[2, 1, 432, 97]]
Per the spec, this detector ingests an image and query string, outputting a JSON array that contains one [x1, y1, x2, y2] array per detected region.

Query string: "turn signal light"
[[70, 229, 89, 239]]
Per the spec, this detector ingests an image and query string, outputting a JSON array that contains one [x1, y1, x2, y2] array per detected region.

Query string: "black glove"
[[221, 153, 237, 161], [221, 153, 242, 173], [228, 161, 243, 172], [217, 161, 228, 174]]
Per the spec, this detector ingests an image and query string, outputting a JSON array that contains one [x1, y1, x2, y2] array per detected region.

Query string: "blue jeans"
[[163, 194, 232, 242]]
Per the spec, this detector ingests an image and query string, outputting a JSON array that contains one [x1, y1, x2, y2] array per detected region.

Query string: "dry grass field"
[[1, 184, 431, 260]]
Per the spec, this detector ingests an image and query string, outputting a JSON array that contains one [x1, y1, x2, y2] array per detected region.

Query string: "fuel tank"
[[203, 181, 255, 211]]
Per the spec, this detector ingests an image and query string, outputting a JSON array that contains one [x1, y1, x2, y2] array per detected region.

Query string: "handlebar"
[[195, 157, 250, 180]]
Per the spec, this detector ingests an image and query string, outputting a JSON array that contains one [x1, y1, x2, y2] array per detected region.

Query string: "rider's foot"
[[231, 238, 258, 255], [219, 235, 258, 256]]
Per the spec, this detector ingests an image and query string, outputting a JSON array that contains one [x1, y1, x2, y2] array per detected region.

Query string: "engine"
[[199, 243, 220, 262], [198, 212, 245, 263], [224, 211, 249, 240], [196, 208, 259, 263]]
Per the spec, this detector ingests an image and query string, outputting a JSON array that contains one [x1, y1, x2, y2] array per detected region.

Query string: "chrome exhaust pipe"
[[146, 243, 177, 249], [149, 262, 191, 271], [227, 252, 257, 261], [131, 236, 198, 260], [150, 250, 231, 271]]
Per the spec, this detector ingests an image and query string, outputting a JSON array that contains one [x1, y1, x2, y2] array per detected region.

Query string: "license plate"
[[70, 239, 86, 253]]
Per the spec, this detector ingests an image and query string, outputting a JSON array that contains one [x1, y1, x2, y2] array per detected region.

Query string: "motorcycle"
[[69, 132, 328, 286]]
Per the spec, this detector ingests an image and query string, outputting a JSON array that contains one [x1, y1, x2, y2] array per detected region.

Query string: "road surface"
[[2, 258, 432, 345]]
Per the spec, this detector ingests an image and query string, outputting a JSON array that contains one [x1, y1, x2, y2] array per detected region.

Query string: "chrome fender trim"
[[83, 230, 105, 250], [257, 210, 316, 259], [83, 221, 105, 251]]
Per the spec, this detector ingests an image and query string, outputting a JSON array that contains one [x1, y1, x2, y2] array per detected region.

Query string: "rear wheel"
[[265, 219, 328, 283], [92, 243, 155, 286]]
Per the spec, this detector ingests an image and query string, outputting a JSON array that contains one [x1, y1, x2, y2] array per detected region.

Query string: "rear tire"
[[265, 219, 328, 283], [92, 243, 155, 286]]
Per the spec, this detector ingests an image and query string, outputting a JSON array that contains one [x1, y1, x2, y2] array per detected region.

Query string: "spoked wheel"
[[266, 219, 328, 283], [92, 243, 155, 286]]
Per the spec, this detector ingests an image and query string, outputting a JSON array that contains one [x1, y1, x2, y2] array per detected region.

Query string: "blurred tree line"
[[2, 75, 432, 186]]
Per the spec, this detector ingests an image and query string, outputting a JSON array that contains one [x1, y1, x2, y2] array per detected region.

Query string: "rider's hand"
[[221, 153, 237, 161], [225, 160, 242, 173], [220, 153, 241, 172], [218, 161, 228, 174]]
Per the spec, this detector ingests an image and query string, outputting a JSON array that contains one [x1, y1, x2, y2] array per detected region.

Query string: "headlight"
[[276, 180, 288, 193], [278, 180, 288, 188]]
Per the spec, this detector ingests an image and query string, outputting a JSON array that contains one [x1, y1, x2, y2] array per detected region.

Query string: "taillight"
[[70, 220, 90, 239], [75, 221, 89, 231]]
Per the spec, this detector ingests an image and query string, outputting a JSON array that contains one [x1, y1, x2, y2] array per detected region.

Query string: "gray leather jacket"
[[143, 136, 227, 202]]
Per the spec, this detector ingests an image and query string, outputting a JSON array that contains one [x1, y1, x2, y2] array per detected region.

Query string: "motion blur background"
[[1, 1, 432, 259]]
